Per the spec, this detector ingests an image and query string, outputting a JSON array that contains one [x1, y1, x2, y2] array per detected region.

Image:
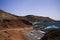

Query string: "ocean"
[[33, 21, 60, 32]]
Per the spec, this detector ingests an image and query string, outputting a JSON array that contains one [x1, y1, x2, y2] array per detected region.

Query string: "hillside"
[[0, 10, 56, 40], [0, 10, 32, 30], [19, 15, 55, 23], [0, 10, 55, 29], [0, 10, 33, 40], [0, 10, 19, 20]]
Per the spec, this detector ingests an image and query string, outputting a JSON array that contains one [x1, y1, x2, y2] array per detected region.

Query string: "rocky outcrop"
[[40, 29, 60, 40]]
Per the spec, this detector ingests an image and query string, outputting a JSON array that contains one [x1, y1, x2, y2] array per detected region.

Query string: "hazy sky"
[[0, 0, 60, 20]]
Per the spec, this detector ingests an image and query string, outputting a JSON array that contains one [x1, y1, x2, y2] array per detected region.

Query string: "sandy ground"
[[0, 28, 34, 40]]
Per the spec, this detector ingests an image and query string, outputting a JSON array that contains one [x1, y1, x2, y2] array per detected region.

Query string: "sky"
[[0, 0, 60, 20]]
